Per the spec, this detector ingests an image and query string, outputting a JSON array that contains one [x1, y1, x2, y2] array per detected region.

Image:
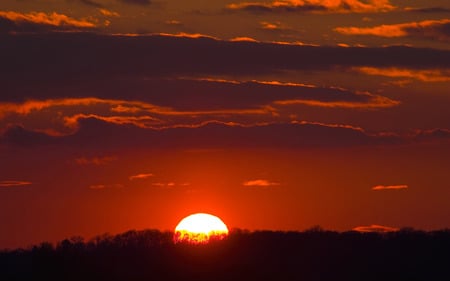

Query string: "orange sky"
[[0, 0, 449, 249]]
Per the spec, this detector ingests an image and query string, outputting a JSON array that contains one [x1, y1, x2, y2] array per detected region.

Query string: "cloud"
[[0, 10, 97, 32], [372, 185, 408, 190], [226, 0, 396, 14], [353, 67, 450, 82], [74, 0, 104, 8], [89, 184, 123, 190], [99, 9, 120, 17], [165, 20, 182, 26], [230, 36, 259, 42], [152, 182, 176, 188], [414, 128, 450, 142], [119, 0, 151, 5], [243, 179, 280, 187], [0, 180, 32, 187], [129, 173, 154, 180], [1, 34, 449, 92], [335, 19, 450, 42], [0, 118, 404, 149], [0, 78, 400, 136], [75, 156, 117, 165], [353, 224, 399, 232], [404, 7, 450, 13]]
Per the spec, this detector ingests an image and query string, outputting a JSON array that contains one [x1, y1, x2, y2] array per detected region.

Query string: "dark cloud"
[[0, 78, 397, 110], [74, 0, 105, 8], [3, 116, 448, 150], [119, 0, 151, 5], [1, 125, 57, 146], [226, 0, 396, 14], [1, 33, 449, 98], [0, 117, 417, 149]]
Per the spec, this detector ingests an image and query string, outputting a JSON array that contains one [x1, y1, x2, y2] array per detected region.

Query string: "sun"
[[174, 213, 229, 244]]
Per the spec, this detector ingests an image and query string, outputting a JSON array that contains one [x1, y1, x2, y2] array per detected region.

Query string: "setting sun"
[[174, 213, 229, 244]]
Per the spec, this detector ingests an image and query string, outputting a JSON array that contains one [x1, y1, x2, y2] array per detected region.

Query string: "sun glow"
[[174, 213, 229, 244]]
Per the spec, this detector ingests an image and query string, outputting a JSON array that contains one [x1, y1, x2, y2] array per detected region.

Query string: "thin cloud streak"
[[129, 173, 154, 180], [353, 224, 399, 232], [152, 182, 176, 188], [89, 184, 123, 190], [372, 185, 408, 190], [243, 179, 280, 187], [75, 156, 117, 165], [353, 67, 450, 82], [0, 181, 32, 187], [335, 19, 450, 42]]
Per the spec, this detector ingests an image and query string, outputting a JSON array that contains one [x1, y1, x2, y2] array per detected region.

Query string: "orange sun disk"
[[174, 213, 229, 244]]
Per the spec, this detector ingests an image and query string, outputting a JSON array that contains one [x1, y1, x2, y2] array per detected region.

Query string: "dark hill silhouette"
[[1, 228, 449, 281]]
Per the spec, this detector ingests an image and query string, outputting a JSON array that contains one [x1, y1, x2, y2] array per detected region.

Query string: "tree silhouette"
[[1, 228, 449, 281]]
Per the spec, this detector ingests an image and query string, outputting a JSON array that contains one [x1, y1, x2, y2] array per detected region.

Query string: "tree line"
[[1, 228, 449, 281]]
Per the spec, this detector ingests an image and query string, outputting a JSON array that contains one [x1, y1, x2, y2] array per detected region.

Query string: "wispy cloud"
[[0, 180, 32, 187], [404, 7, 450, 13], [75, 156, 117, 165], [372, 185, 408, 190], [227, 0, 396, 14], [335, 19, 450, 42], [152, 182, 176, 188], [0, 78, 400, 136], [353, 224, 399, 232], [89, 184, 123, 190], [0, 10, 96, 28], [99, 9, 120, 17], [353, 67, 450, 82], [129, 173, 154, 180], [165, 20, 183, 26], [243, 179, 280, 187]]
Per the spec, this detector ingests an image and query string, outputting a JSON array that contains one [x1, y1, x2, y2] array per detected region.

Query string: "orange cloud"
[[165, 20, 182, 26], [335, 19, 450, 41], [243, 179, 280, 187], [353, 224, 399, 232], [129, 173, 154, 180], [98, 9, 120, 17], [227, 0, 396, 14], [89, 184, 123, 190], [230, 37, 259, 42], [372, 185, 408, 190], [0, 180, 32, 187], [152, 182, 176, 188], [274, 95, 399, 108], [353, 67, 450, 82], [155, 32, 219, 40], [75, 156, 117, 165], [0, 10, 96, 28]]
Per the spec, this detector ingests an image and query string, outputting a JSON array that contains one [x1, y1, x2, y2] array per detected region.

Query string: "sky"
[[0, 0, 449, 249]]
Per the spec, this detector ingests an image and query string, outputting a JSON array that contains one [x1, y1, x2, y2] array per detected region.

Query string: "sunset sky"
[[1, 0, 449, 249]]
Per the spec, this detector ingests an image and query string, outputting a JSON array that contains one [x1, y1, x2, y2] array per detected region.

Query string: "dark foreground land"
[[1, 228, 450, 281]]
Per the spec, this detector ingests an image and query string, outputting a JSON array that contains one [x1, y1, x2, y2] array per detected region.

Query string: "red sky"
[[0, 0, 449, 249]]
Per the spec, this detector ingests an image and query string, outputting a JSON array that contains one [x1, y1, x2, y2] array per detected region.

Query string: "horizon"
[[3, 225, 450, 251]]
